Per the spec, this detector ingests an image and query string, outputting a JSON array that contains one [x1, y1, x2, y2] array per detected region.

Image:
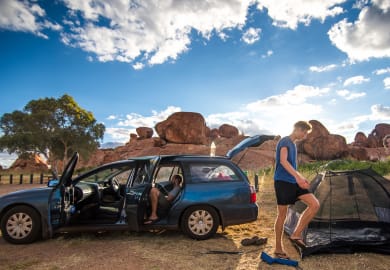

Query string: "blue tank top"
[[274, 136, 297, 183]]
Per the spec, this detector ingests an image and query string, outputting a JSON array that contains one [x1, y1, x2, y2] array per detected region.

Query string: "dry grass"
[[1, 176, 390, 270]]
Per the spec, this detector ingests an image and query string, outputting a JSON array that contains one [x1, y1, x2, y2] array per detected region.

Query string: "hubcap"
[[6, 212, 33, 239], [188, 210, 213, 236]]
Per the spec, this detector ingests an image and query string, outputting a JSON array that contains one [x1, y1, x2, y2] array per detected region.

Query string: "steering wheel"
[[155, 183, 169, 195]]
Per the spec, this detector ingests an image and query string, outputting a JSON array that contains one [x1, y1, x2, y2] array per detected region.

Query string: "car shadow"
[[55, 229, 252, 269]]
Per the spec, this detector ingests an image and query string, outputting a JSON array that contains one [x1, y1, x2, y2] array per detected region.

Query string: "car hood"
[[226, 134, 276, 160], [0, 187, 53, 201]]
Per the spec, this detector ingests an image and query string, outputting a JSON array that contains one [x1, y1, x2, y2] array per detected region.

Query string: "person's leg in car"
[[147, 187, 160, 221]]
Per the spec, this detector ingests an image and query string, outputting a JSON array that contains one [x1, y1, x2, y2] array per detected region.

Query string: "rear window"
[[189, 163, 240, 183]]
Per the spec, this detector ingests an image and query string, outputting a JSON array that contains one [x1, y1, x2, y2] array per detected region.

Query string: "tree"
[[0, 94, 105, 172]]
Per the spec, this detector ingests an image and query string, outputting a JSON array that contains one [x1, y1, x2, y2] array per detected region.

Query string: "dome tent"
[[284, 168, 390, 257]]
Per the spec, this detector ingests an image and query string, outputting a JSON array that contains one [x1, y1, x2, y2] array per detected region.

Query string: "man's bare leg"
[[290, 193, 320, 242], [274, 205, 288, 257], [148, 188, 160, 220]]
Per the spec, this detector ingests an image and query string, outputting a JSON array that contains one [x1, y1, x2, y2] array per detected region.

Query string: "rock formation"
[[367, 123, 390, 148], [136, 127, 153, 139], [301, 120, 348, 160], [353, 132, 368, 147], [218, 124, 239, 138], [6, 112, 390, 173], [155, 112, 207, 144]]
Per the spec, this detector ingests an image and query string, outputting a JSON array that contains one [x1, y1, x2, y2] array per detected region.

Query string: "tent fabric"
[[284, 168, 390, 257]]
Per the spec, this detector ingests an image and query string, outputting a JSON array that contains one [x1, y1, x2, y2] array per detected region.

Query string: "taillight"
[[250, 185, 257, 203]]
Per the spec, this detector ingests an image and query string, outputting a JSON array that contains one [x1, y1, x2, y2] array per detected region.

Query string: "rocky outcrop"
[[219, 124, 239, 138], [8, 154, 50, 173], [155, 112, 207, 144], [367, 123, 390, 148], [136, 127, 153, 139], [353, 132, 368, 147], [6, 111, 390, 173], [301, 120, 348, 160], [209, 128, 220, 139]]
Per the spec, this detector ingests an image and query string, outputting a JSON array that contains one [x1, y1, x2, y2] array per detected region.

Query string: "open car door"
[[125, 156, 161, 231], [226, 135, 275, 160], [49, 152, 79, 230]]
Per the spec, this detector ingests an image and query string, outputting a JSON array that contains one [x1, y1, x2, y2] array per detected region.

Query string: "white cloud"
[[261, 50, 273, 58], [353, 0, 370, 9], [336, 89, 366, 100], [343, 75, 370, 86], [384, 77, 390, 89], [242, 27, 261, 44], [309, 64, 338, 72], [60, 0, 252, 68], [257, 0, 345, 29], [132, 62, 144, 70], [207, 85, 329, 137], [104, 127, 134, 142], [355, 104, 390, 122], [105, 106, 182, 142], [373, 67, 390, 75], [0, 0, 61, 38], [118, 106, 181, 127], [328, 1, 390, 61]]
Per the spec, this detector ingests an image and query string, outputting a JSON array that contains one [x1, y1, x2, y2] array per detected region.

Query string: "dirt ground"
[[1, 179, 390, 270]]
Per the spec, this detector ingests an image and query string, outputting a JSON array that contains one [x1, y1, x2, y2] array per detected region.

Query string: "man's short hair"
[[294, 121, 312, 132], [173, 174, 183, 184]]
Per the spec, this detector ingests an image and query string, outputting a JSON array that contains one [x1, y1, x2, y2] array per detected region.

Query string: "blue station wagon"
[[0, 135, 274, 244]]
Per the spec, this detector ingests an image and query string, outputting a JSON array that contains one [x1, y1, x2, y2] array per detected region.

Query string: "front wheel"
[[0, 206, 41, 244], [181, 206, 219, 240]]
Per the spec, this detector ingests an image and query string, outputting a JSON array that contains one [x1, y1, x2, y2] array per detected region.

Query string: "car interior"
[[63, 165, 133, 225], [60, 162, 184, 227]]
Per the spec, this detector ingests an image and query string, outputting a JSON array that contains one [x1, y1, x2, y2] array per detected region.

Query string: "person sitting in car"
[[144, 174, 182, 224]]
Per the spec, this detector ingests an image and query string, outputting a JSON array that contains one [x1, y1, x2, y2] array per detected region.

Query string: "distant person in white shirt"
[[144, 174, 182, 224]]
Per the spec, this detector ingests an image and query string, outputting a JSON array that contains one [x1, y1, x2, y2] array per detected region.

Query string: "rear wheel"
[[181, 206, 219, 240], [0, 206, 41, 244]]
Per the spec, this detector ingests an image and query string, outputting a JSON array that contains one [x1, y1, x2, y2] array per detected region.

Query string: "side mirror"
[[47, 179, 59, 187]]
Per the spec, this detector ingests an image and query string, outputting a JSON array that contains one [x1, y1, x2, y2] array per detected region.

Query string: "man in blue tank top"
[[273, 121, 320, 259]]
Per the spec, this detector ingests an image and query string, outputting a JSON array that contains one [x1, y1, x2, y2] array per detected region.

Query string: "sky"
[[1, 0, 390, 165]]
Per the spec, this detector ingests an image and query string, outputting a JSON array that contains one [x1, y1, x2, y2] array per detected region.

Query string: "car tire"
[[0, 205, 41, 244], [181, 206, 219, 240]]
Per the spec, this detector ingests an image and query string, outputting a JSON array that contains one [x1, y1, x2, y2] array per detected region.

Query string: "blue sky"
[[1, 0, 390, 154]]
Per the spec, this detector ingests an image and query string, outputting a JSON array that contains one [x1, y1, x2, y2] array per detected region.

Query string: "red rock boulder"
[[367, 123, 390, 148], [155, 112, 207, 144], [209, 128, 220, 139], [353, 132, 368, 147], [306, 120, 330, 139], [219, 124, 239, 138], [136, 127, 153, 139], [301, 120, 348, 160]]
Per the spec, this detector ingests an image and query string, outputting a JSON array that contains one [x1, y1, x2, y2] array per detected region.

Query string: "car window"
[[79, 165, 134, 185], [189, 163, 239, 182], [133, 163, 149, 187], [154, 164, 182, 184]]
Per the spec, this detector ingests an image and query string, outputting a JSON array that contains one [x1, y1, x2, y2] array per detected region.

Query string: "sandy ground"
[[1, 180, 390, 270]]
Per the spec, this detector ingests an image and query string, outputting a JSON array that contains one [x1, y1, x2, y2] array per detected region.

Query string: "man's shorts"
[[274, 180, 310, 205]]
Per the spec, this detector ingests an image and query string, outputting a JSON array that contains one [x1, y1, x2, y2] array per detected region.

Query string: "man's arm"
[[166, 186, 180, 202], [280, 147, 309, 189]]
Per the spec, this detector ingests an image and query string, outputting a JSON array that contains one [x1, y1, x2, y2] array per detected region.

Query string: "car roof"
[[128, 155, 229, 161]]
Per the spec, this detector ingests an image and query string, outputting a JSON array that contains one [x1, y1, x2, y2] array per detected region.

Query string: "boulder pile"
[[7, 112, 390, 171]]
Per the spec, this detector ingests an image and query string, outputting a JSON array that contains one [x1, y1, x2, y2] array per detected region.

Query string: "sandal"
[[290, 238, 306, 248], [144, 218, 159, 225], [241, 236, 267, 246], [273, 252, 290, 259]]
